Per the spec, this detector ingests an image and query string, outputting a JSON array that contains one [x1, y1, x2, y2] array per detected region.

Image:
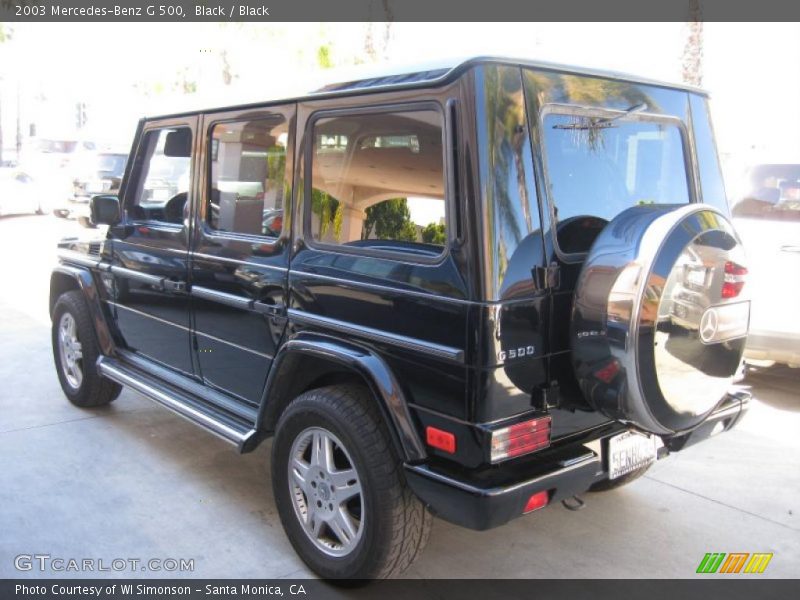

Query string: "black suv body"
[[50, 57, 751, 579]]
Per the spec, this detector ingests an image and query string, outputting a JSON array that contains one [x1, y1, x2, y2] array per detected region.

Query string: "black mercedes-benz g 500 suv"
[[50, 57, 750, 579]]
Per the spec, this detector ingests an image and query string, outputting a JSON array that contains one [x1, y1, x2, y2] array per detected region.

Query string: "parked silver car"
[[732, 163, 800, 367]]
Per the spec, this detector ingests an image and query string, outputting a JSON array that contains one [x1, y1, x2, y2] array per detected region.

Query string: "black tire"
[[272, 385, 431, 580], [52, 290, 121, 407], [588, 464, 651, 492]]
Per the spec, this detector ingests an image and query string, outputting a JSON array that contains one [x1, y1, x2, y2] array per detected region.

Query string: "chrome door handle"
[[163, 279, 187, 293], [252, 300, 284, 316]]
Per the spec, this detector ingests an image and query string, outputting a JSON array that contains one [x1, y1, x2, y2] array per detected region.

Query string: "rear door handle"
[[252, 300, 285, 316], [163, 279, 187, 293]]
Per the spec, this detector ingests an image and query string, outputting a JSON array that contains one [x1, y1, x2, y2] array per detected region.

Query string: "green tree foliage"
[[317, 45, 333, 69], [311, 189, 340, 239], [363, 198, 417, 242], [421, 222, 446, 245]]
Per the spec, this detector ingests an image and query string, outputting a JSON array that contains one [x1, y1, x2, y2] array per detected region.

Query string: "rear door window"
[[208, 117, 288, 238], [542, 109, 691, 254]]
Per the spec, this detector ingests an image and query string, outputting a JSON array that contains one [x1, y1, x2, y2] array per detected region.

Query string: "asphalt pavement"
[[1, 214, 798, 579]]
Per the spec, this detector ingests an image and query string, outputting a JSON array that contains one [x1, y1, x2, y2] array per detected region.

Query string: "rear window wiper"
[[553, 103, 648, 130]]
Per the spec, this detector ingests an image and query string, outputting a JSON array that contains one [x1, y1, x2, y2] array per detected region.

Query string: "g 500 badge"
[[499, 346, 535, 362]]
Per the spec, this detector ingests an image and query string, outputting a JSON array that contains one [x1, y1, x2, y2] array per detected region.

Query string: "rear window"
[[542, 110, 691, 254], [732, 164, 800, 222]]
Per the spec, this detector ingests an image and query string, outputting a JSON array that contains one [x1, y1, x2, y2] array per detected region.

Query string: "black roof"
[[146, 56, 708, 121]]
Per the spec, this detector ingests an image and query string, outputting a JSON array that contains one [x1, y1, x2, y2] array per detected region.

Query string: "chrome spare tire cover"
[[571, 204, 749, 435]]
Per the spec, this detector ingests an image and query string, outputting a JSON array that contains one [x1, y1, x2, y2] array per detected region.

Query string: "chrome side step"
[[97, 356, 258, 451]]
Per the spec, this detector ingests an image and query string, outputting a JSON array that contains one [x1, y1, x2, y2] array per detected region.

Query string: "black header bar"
[[2, 0, 800, 22]]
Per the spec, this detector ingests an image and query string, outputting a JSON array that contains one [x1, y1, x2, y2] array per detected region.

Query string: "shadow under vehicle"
[[49, 57, 751, 580]]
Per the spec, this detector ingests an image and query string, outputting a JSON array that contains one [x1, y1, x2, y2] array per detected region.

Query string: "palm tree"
[[682, 0, 704, 86]]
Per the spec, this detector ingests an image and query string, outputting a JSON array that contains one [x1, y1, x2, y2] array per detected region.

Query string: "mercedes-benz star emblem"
[[699, 308, 719, 343]]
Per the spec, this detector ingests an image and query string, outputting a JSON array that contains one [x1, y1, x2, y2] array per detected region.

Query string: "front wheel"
[[52, 291, 121, 407], [272, 385, 431, 580]]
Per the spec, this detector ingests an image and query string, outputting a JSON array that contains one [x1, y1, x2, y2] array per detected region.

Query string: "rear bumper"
[[405, 391, 750, 531]]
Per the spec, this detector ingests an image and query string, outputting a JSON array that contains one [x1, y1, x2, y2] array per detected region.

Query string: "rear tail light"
[[523, 490, 549, 514], [490, 416, 551, 463], [722, 261, 747, 299]]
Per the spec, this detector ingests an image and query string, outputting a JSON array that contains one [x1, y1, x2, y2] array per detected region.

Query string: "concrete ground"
[[0, 214, 798, 579]]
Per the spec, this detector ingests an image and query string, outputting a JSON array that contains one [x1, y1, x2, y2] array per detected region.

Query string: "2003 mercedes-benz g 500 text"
[[50, 57, 750, 579]]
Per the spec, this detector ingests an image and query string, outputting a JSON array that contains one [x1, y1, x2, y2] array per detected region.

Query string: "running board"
[[97, 356, 258, 451]]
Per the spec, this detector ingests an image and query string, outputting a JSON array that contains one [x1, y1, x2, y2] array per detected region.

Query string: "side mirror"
[[90, 194, 120, 226]]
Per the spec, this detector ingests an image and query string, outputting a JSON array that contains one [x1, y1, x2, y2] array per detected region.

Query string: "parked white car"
[[0, 168, 46, 217], [731, 163, 800, 367]]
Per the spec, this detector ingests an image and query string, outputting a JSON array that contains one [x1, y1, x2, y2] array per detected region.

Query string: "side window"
[[128, 127, 192, 224], [308, 108, 447, 258], [208, 118, 288, 238], [542, 112, 690, 254]]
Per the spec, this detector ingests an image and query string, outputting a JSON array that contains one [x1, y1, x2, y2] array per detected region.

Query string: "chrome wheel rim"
[[58, 312, 83, 389], [288, 426, 364, 557]]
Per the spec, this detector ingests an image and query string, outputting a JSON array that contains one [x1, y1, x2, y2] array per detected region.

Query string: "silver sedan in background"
[[732, 163, 800, 368]]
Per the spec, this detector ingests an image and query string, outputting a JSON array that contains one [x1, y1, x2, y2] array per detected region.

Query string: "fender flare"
[[50, 264, 116, 357], [257, 332, 427, 463]]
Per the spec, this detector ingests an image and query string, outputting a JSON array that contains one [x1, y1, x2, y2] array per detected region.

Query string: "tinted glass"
[[309, 109, 446, 257], [690, 95, 729, 214], [129, 127, 192, 224], [542, 112, 690, 253], [208, 118, 288, 238]]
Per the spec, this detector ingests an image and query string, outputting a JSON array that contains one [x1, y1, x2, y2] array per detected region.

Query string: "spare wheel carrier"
[[570, 203, 749, 435]]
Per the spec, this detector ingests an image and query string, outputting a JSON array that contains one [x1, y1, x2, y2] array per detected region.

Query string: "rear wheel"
[[272, 385, 431, 580], [52, 291, 121, 407]]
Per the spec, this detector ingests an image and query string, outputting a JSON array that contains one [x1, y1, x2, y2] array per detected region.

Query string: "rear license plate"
[[608, 431, 657, 480]]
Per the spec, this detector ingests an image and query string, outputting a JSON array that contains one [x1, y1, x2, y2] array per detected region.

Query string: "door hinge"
[[532, 381, 560, 412], [532, 264, 560, 291]]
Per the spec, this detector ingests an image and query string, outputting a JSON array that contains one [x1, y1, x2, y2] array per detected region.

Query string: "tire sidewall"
[[271, 394, 390, 580], [52, 292, 100, 405]]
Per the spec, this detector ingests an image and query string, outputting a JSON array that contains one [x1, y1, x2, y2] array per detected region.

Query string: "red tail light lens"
[[490, 416, 551, 463], [523, 490, 550, 514], [722, 261, 747, 299], [426, 426, 456, 454], [593, 359, 620, 384]]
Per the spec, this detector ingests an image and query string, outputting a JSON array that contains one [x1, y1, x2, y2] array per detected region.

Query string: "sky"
[[1, 21, 799, 183]]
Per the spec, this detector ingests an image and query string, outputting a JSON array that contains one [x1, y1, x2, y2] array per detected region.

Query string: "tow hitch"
[[561, 495, 586, 511]]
